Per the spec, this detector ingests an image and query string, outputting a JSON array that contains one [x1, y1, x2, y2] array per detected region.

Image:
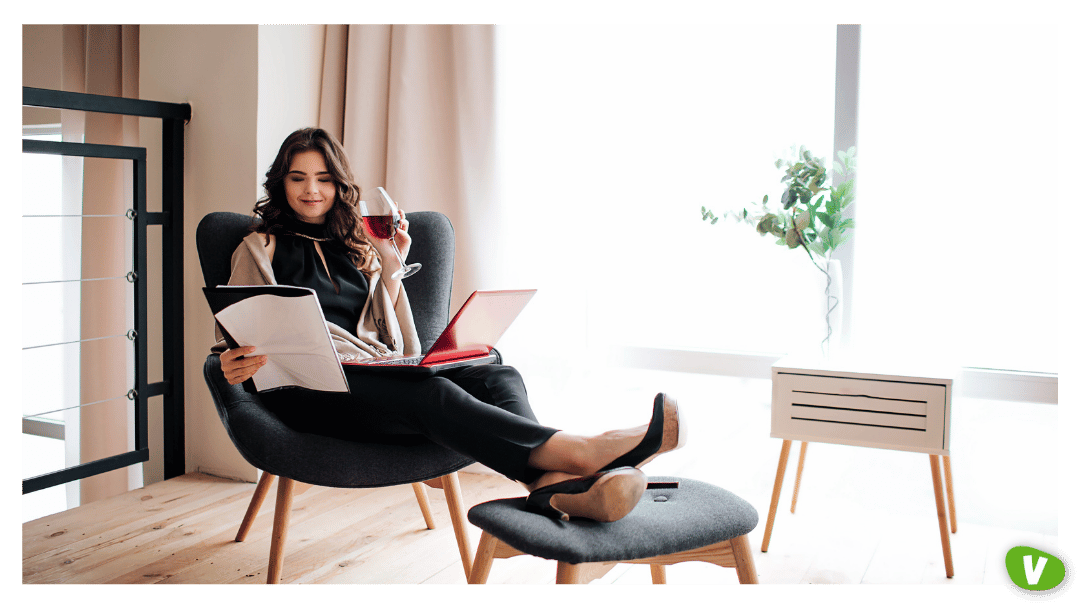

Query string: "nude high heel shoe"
[[601, 393, 686, 471], [525, 467, 647, 522]]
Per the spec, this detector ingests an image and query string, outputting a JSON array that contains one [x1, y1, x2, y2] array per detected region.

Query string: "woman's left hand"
[[366, 207, 411, 276], [393, 208, 412, 261]]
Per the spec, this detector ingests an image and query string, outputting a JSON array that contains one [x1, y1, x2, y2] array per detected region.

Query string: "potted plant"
[[701, 145, 856, 352]]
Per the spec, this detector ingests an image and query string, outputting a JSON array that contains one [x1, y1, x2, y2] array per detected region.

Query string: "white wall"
[[139, 25, 327, 484], [140, 25, 261, 482]]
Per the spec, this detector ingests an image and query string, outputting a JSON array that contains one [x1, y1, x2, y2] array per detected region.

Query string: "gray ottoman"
[[467, 476, 760, 584]]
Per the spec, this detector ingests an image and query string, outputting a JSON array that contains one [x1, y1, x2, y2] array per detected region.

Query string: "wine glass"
[[359, 187, 422, 279]]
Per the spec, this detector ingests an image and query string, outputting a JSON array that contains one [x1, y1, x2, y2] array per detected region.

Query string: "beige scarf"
[[211, 231, 421, 360]]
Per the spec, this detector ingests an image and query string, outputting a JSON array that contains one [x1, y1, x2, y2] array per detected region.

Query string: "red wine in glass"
[[359, 187, 421, 279], [362, 215, 397, 240]]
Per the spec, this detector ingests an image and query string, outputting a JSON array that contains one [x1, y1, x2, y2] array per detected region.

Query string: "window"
[[853, 25, 1058, 374], [493, 25, 1058, 389], [22, 123, 81, 520], [494, 24, 838, 369]]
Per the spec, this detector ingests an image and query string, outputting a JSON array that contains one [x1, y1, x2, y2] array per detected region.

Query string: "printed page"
[[215, 293, 348, 393]]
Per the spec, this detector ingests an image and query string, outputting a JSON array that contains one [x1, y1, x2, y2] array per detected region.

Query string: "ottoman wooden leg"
[[468, 531, 500, 584], [556, 562, 615, 584], [730, 534, 759, 583], [650, 564, 667, 584]]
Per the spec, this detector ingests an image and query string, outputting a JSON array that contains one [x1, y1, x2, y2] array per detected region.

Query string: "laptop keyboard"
[[362, 356, 424, 366]]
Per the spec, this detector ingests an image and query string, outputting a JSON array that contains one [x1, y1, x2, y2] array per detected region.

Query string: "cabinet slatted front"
[[771, 367, 951, 455]]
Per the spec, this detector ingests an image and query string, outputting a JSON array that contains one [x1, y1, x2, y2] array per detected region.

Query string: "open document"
[[203, 285, 349, 393]]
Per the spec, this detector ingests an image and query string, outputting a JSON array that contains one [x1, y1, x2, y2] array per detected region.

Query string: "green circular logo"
[[1002, 546, 1071, 600]]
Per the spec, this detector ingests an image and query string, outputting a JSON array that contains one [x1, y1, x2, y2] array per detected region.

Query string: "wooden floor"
[[22, 368, 1061, 589], [22, 469, 1057, 586]]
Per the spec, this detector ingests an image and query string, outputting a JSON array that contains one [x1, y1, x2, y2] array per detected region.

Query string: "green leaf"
[[830, 226, 845, 244], [762, 194, 768, 204], [817, 212, 834, 228], [781, 189, 793, 209]]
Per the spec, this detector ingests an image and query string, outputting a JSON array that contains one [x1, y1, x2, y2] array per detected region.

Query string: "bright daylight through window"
[[495, 25, 1057, 377]]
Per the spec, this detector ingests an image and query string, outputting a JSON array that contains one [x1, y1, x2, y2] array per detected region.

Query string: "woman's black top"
[[271, 217, 369, 331]]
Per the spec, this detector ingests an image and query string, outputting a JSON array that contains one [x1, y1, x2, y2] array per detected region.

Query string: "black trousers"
[[260, 364, 559, 484]]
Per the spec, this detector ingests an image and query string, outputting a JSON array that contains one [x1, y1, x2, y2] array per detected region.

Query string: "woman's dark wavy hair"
[[253, 127, 378, 272]]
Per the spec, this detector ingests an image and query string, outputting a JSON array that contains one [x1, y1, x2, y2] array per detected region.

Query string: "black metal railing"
[[22, 87, 190, 493]]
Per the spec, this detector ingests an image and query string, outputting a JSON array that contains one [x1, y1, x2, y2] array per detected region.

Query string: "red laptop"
[[345, 289, 537, 374]]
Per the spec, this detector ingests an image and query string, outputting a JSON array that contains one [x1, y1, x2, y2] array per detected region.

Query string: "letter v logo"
[[1024, 554, 1047, 585], [1006, 546, 1067, 592]]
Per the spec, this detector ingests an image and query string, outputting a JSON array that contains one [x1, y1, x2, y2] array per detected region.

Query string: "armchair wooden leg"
[[761, 439, 792, 552], [790, 441, 808, 514], [411, 483, 437, 530], [555, 562, 583, 584], [236, 471, 276, 542], [650, 564, 667, 584], [441, 472, 473, 580], [266, 477, 296, 584]]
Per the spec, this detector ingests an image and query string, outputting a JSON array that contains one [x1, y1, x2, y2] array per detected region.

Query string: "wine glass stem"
[[391, 240, 409, 271]]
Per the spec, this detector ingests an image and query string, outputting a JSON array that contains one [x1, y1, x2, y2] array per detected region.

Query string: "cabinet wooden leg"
[[761, 439, 792, 552], [943, 455, 957, 533], [929, 455, 954, 578], [790, 441, 808, 514]]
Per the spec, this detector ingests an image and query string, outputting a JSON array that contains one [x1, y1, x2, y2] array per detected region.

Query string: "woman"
[[216, 127, 685, 522]]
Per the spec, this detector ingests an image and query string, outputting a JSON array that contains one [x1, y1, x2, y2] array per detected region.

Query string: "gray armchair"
[[197, 211, 475, 583]]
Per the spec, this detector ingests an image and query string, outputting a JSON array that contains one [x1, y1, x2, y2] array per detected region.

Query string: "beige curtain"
[[323, 25, 497, 312], [62, 24, 141, 504]]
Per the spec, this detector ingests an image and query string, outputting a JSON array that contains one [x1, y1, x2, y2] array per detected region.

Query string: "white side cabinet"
[[763, 355, 959, 578], [771, 358, 952, 455]]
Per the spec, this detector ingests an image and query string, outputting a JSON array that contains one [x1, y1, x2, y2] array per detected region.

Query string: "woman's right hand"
[[220, 346, 267, 385]]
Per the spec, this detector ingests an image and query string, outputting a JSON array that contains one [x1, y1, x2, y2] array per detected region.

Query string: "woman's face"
[[284, 149, 337, 224]]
